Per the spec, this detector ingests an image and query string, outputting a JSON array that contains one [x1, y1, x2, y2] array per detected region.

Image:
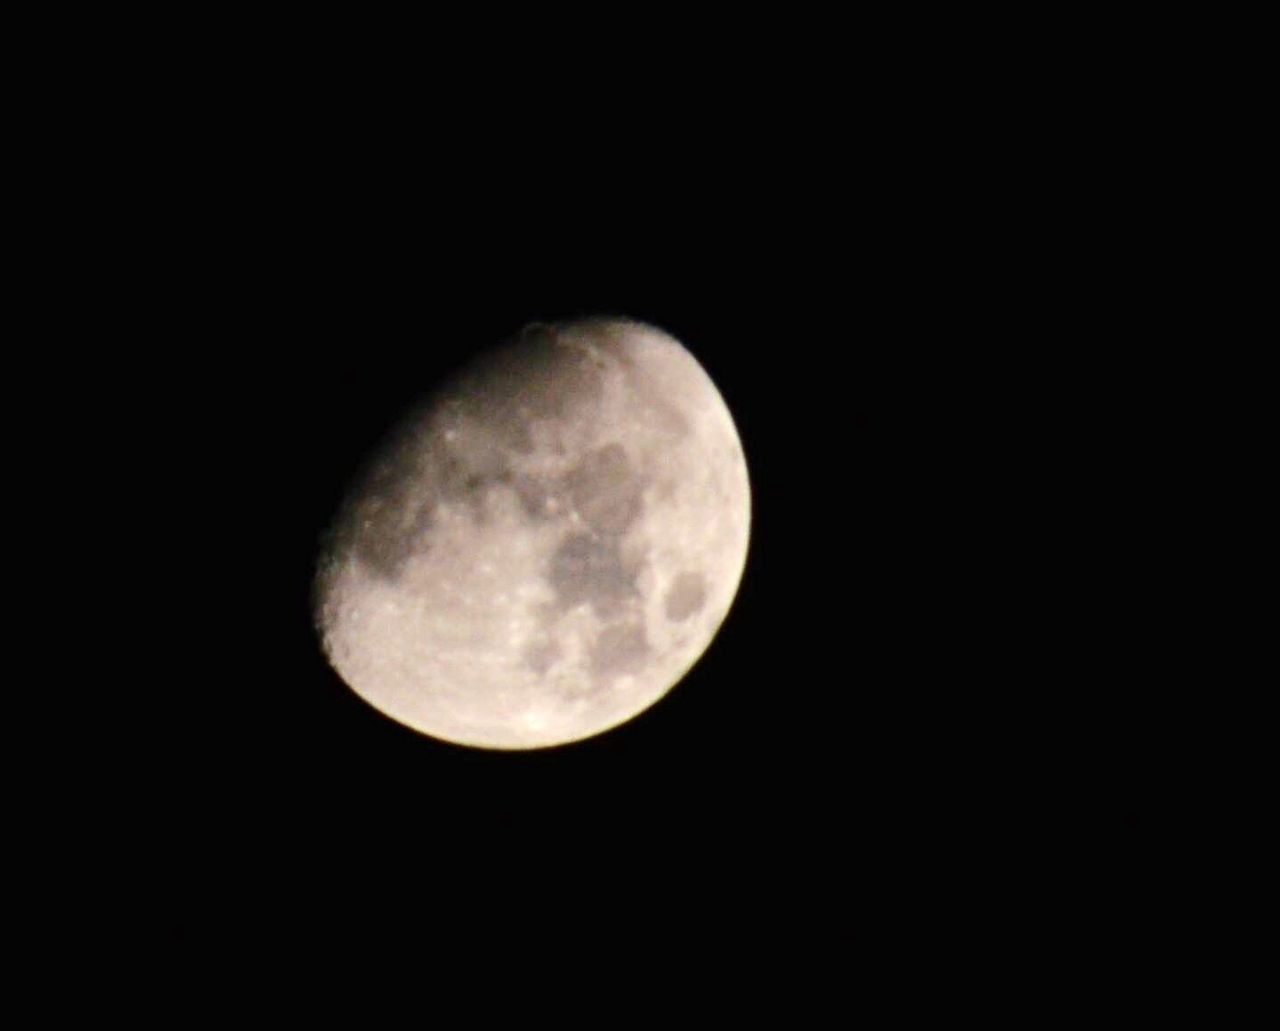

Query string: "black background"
[[154, 212, 1129, 968], [82, 32, 1151, 979]]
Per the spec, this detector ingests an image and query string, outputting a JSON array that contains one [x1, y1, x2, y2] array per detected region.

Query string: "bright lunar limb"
[[314, 317, 751, 749]]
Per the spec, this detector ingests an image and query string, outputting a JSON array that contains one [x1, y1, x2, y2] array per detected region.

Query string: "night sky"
[[127, 73, 1143, 978]]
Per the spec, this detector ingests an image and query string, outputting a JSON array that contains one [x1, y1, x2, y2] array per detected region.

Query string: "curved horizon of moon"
[[313, 317, 751, 749]]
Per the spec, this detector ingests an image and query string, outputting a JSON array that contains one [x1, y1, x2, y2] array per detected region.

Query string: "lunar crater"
[[521, 636, 562, 676], [508, 472, 560, 522], [590, 621, 650, 678], [664, 571, 708, 622]]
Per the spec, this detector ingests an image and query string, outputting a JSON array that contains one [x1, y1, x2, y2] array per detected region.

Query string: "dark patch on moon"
[[346, 413, 530, 572], [508, 472, 559, 521], [590, 621, 649, 677], [424, 434, 525, 525], [350, 494, 436, 579], [522, 636, 562, 676], [572, 316, 631, 350], [341, 431, 437, 579], [487, 406, 535, 455], [431, 449, 474, 501], [565, 443, 644, 536], [547, 532, 638, 617], [464, 323, 606, 424], [617, 360, 691, 438], [664, 571, 707, 622]]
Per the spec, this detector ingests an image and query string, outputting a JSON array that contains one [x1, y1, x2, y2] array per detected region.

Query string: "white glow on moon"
[[314, 317, 750, 749]]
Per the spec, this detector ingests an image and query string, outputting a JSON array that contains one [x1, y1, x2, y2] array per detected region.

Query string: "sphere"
[[314, 317, 750, 749]]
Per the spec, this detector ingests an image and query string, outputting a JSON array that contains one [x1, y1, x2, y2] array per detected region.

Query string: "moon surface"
[[314, 317, 751, 749]]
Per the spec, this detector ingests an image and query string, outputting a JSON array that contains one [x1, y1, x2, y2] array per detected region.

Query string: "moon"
[[313, 317, 751, 749]]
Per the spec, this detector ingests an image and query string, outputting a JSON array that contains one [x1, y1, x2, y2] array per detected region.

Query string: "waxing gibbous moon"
[[313, 317, 750, 749]]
